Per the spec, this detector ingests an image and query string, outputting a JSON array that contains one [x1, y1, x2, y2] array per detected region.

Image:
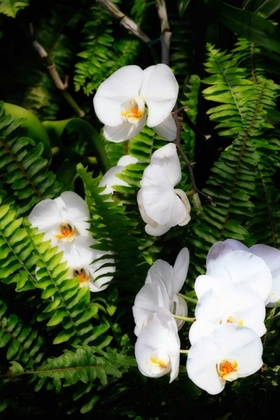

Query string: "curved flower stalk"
[[93, 64, 178, 142], [99, 155, 138, 197], [28, 191, 90, 246], [135, 307, 180, 383], [195, 244, 272, 303], [60, 237, 115, 292], [137, 143, 191, 236], [222, 239, 280, 307], [133, 248, 189, 334], [186, 324, 263, 395]]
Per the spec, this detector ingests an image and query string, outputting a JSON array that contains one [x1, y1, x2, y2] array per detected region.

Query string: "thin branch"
[[155, 0, 172, 65], [30, 25, 85, 118], [96, 0, 151, 44], [172, 108, 214, 206]]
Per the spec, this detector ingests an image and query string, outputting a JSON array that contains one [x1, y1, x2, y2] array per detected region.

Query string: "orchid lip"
[[73, 267, 91, 286], [54, 221, 76, 241], [121, 97, 146, 124], [216, 359, 239, 381]]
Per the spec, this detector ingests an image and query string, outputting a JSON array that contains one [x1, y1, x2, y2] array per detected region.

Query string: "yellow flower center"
[[216, 359, 238, 381], [121, 98, 145, 123], [148, 349, 170, 374], [54, 222, 76, 242], [227, 315, 243, 326]]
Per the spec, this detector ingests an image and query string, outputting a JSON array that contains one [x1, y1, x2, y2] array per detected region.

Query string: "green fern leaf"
[[0, 0, 29, 18]]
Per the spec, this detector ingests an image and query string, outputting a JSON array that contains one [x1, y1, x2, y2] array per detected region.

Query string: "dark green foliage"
[[74, 2, 141, 95], [0, 300, 44, 367], [190, 43, 280, 270], [0, 103, 63, 216]]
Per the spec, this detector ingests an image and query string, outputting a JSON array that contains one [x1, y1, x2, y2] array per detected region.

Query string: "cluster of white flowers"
[[187, 239, 278, 395], [94, 64, 191, 236], [131, 239, 280, 395], [28, 191, 115, 292], [132, 248, 189, 382]]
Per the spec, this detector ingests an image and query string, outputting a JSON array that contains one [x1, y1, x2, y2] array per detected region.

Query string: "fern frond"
[[77, 164, 149, 296], [0, 0, 29, 18], [0, 300, 44, 367], [74, 3, 140, 96], [0, 103, 63, 216], [190, 44, 279, 273], [169, 16, 195, 96], [26, 225, 108, 346]]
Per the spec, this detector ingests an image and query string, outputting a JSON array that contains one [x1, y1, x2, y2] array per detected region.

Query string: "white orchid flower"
[[195, 245, 272, 303], [93, 64, 178, 142], [186, 324, 263, 395], [135, 307, 180, 383], [28, 191, 90, 246], [189, 284, 266, 343], [60, 236, 115, 292], [137, 144, 191, 236], [99, 155, 138, 196], [133, 248, 189, 334]]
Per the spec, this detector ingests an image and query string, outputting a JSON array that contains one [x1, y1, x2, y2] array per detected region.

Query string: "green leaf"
[[218, 3, 280, 54], [53, 328, 75, 345], [0, 0, 29, 18], [178, 0, 192, 16], [9, 360, 24, 375], [47, 309, 68, 327], [80, 395, 99, 414], [252, 0, 280, 17]]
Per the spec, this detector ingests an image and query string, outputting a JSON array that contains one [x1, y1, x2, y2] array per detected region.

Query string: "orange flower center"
[[54, 222, 76, 241], [121, 98, 145, 123], [216, 359, 238, 381], [73, 267, 90, 285]]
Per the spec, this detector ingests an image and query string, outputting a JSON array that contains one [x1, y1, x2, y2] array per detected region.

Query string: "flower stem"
[[172, 108, 214, 206], [180, 349, 189, 354], [173, 314, 195, 322], [177, 293, 198, 304]]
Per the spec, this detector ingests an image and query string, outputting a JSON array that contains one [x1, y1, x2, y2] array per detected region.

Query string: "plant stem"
[[173, 314, 195, 322], [30, 29, 85, 118], [172, 107, 214, 206], [177, 293, 198, 304], [155, 0, 172, 65]]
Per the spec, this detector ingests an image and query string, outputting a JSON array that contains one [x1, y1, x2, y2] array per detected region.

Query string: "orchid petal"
[[173, 247, 189, 293], [206, 241, 235, 266], [207, 250, 272, 302], [146, 260, 174, 299], [224, 238, 248, 251], [117, 155, 138, 166], [99, 166, 129, 195], [153, 114, 177, 141], [104, 114, 146, 142], [93, 65, 144, 127], [141, 164, 188, 227], [133, 278, 170, 336], [140, 64, 179, 127], [250, 244, 280, 307], [150, 143, 181, 186]]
